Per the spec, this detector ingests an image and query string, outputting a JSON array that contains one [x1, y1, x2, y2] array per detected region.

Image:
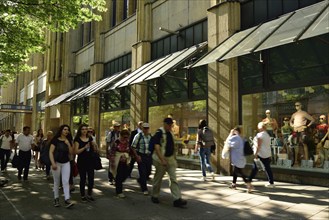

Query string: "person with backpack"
[[39, 131, 53, 180], [106, 122, 120, 185], [151, 117, 187, 208], [131, 122, 152, 195], [224, 126, 253, 192], [194, 120, 215, 181]]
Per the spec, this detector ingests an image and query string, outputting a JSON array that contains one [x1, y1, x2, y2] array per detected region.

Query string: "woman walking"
[[109, 129, 139, 198], [39, 131, 53, 180], [74, 124, 98, 202], [194, 120, 215, 181], [49, 125, 74, 208], [34, 129, 44, 170], [225, 126, 253, 192]]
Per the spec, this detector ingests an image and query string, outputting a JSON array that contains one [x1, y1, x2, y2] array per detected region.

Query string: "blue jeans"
[[249, 157, 274, 184], [199, 147, 214, 177]]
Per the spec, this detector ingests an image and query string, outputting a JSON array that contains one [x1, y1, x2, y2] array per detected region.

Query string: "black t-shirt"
[[51, 138, 70, 163], [153, 129, 174, 157], [75, 136, 93, 162]]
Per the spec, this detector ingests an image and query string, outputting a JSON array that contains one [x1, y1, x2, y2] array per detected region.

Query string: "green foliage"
[[0, 0, 106, 84]]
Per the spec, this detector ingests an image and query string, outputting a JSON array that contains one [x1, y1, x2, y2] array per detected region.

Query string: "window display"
[[242, 84, 329, 170], [148, 100, 206, 161]]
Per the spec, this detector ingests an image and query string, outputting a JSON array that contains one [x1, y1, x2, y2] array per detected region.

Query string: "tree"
[[0, 0, 106, 85]]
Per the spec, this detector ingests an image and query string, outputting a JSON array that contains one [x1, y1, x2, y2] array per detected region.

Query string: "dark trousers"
[[232, 166, 248, 184], [127, 157, 136, 177], [78, 161, 95, 196], [18, 150, 31, 180], [0, 149, 11, 171], [45, 164, 51, 176], [249, 157, 274, 184], [69, 160, 74, 185], [115, 162, 128, 194], [137, 153, 152, 192]]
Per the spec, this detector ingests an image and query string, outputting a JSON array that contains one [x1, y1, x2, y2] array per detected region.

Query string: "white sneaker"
[[211, 172, 215, 180], [143, 191, 149, 196], [117, 193, 126, 198], [265, 183, 275, 188], [202, 176, 207, 181]]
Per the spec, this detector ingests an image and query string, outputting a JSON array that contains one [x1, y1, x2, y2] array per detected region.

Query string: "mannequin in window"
[[316, 115, 329, 167], [289, 102, 315, 162], [172, 120, 180, 138], [281, 117, 293, 151], [262, 110, 278, 138]]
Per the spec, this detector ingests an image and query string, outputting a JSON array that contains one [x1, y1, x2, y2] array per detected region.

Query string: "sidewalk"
[[0, 158, 328, 220]]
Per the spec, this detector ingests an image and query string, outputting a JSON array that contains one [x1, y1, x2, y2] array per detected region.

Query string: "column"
[[207, 1, 240, 175]]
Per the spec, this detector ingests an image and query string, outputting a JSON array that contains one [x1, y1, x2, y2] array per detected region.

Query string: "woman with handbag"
[[74, 124, 98, 202]]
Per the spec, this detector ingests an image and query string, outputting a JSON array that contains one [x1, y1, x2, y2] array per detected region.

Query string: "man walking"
[[127, 121, 143, 178], [15, 126, 34, 181], [106, 122, 121, 185], [0, 129, 14, 173], [131, 122, 152, 195], [151, 117, 187, 208]]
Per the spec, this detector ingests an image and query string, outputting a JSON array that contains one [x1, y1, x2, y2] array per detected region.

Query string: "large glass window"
[[104, 53, 131, 78], [148, 100, 207, 161], [101, 87, 130, 112], [74, 71, 90, 89], [242, 85, 329, 171]]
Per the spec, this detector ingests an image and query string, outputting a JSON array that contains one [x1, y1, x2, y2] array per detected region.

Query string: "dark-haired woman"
[[194, 119, 215, 181], [74, 124, 98, 202], [34, 128, 44, 170], [49, 125, 74, 208]]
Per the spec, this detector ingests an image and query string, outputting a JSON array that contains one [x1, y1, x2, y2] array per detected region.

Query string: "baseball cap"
[[142, 122, 150, 128], [257, 122, 265, 129], [113, 122, 121, 127], [163, 117, 174, 125]]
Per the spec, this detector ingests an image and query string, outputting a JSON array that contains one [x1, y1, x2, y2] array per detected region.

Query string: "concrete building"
[[1, 0, 328, 186]]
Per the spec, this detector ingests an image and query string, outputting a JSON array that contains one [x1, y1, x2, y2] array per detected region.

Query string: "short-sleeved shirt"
[[254, 131, 271, 159], [51, 138, 70, 163], [1, 135, 13, 150], [75, 136, 93, 162], [16, 134, 34, 152], [227, 135, 246, 168], [153, 129, 174, 157], [131, 132, 152, 155]]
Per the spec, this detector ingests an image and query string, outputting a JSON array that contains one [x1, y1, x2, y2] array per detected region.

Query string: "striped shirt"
[[131, 132, 152, 155]]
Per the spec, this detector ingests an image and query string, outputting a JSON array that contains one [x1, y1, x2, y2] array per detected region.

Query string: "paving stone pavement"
[[0, 158, 328, 220]]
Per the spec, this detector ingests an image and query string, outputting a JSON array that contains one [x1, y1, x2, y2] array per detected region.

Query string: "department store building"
[[0, 0, 328, 186]]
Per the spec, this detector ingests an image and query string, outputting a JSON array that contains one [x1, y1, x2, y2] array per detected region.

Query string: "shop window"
[[242, 84, 329, 171], [191, 66, 207, 98], [72, 115, 89, 135], [161, 70, 188, 103], [239, 52, 263, 91], [72, 98, 89, 115], [148, 79, 158, 106], [101, 87, 130, 112], [26, 98, 32, 107], [148, 100, 207, 161], [269, 35, 329, 87]]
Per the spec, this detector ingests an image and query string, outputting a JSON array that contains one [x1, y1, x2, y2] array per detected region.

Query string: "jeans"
[[18, 150, 32, 180], [199, 147, 214, 177], [0, 149, 11, 171], [152, 157, 181, 200], [137, 153, 152, 192], [77, 160, 95, 196], [249, 157, 274, 184], [116, 162, 129, 194], [52, 161, 70, 200]]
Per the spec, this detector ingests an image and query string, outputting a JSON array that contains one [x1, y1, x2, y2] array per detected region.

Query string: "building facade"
[[0, 0, 328, 186]]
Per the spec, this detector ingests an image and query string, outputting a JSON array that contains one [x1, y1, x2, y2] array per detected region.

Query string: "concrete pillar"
[[207, 1, 240, 175], [130, 0, 152, 129]]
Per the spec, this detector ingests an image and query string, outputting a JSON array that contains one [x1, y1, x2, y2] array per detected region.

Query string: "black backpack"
[[244, 139, 253, 156]]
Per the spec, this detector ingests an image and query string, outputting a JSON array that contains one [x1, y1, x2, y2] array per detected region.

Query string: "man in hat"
[[151, 117, 187, 208], [127, 121, 143, 178], [131, 122, 152, 195], [106, 122, 121, 185]]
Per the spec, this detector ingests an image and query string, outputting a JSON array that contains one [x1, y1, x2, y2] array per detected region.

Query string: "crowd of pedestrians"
[[0, 117, 275, 209]]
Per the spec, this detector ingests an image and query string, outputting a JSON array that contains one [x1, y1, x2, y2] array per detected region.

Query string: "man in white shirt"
[[0, 129, 14, 173], [15, 126, 34, 181]]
